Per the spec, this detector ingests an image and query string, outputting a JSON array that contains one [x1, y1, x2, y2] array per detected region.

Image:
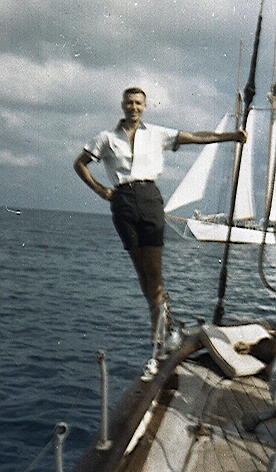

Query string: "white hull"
[[5, 206, 21, 215], [185, 218, 276, 244]]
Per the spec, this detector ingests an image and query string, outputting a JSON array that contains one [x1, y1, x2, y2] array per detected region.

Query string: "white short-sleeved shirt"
[[84, 120, 179, 186]]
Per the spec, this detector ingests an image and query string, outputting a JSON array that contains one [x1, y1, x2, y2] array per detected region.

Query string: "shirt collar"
[[115, 119, 147, 131]]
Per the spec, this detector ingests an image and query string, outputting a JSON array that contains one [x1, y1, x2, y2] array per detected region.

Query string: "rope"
[[23, 436, 54, 472], [22, 422, 71, 472]]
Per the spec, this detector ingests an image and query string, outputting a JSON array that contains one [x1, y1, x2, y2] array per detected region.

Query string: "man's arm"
[[177, 129, 247, 145], [73, 150, 114, 201]]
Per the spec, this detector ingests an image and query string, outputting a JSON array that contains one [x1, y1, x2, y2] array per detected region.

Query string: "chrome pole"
[[96, 350, 112, 450], [54, 422, 69, 472]]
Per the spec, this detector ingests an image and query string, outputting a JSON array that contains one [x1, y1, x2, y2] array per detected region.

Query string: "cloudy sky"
[[1, 0, 275, 215]]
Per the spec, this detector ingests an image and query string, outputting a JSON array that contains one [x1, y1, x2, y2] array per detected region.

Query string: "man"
[[74, 86, 246, 350]]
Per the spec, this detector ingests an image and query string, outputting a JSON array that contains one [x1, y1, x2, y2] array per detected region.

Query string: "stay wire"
[[23, 436, 54, 472], [258, 91, 276, 293]]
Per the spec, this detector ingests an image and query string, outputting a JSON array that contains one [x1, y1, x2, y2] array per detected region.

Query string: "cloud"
[[0, 150, 38, 167]]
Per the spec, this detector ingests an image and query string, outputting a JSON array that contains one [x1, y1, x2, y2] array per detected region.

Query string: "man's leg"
[[129, 246, 166, 339], [128, 247, 149, 300]]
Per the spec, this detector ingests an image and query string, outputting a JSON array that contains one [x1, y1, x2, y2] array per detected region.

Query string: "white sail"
[[165, 113, 231, 213], [165, 111, 256, 220], [267, 115, 276, 222], [233, 109, 256, 220]]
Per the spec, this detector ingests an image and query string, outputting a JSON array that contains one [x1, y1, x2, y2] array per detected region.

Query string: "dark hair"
[[123, 87, 146, 100]]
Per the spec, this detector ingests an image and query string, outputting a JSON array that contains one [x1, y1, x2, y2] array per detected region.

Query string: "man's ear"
[[121, 100, 125, 111]]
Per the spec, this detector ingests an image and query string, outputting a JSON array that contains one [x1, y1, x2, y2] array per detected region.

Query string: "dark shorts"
[[110, 181, 164, 250]]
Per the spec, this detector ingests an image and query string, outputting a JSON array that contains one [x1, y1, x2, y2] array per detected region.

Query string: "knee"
[[148, 284, 164, 307]]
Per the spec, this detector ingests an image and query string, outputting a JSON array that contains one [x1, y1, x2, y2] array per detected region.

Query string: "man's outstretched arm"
[[177, 129, 247, 145]]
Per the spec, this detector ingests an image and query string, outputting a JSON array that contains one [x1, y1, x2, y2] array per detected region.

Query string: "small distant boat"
[[5, 206, 21, 215]]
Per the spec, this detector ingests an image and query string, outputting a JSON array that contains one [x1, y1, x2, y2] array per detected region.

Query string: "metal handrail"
[[23, 422, 69, 472], [96, 350, 112, 450], [54, 422, 70, 472]]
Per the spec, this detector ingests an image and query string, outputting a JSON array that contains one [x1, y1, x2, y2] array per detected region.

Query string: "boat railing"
[[23, 422, 69, 472], [96, 350, 112, 450], [22, 351, 112, 471]]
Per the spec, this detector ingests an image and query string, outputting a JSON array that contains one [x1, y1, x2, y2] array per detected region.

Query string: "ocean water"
[[0, 208, 275, 471]]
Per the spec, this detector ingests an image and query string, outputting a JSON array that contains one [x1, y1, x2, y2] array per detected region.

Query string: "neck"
[[123, 118, 141, 131]]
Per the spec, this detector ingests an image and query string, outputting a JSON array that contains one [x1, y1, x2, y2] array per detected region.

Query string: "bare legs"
[[129, 246, 167, 340]]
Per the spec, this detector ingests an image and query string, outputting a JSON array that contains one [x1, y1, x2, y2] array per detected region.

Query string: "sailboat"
[[164, 85, 276, 245], [5, 205, 21, 215]]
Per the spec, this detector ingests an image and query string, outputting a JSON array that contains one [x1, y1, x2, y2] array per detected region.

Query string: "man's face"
[[121, 93, 146, 123]]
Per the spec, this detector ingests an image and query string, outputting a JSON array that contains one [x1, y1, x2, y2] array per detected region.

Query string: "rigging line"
[[181, 375, 226, 472], [258, 81, 276, 294], [213, 0, 265, 325], [235, 39, 243, 130], [272, 37, 276, 84], [23, 436, 54, 472]]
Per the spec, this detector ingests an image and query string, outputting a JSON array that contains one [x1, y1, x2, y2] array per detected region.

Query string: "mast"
[[242, 0, 265, 128], [213, 0, 264, 325]]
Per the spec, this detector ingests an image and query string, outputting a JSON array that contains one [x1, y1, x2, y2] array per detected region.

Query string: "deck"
[[122, 351, 275, 472]]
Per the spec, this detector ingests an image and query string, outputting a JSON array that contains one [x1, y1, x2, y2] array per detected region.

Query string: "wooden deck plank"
[[250, 375, 272, 406], [184, 358, 259, 471], [237, 376, 272, 413], [231, 376, 275, 450], [198, 385, 242, 472], [184, 436, 224, 472], [213, 385, 258, 471], [239, 375, 276, 444], [221, 379, 273, 471], [211, 435, 242, 472], [184, 361, 256, 472], [203, 437, 224, 472]]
